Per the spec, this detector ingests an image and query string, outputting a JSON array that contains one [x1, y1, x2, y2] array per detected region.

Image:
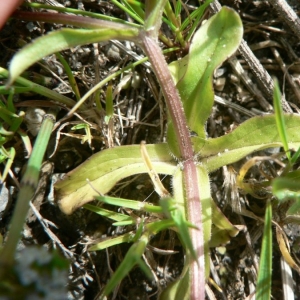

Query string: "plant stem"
[[141, 33, 205, 300], [0, 108, 57, 274]]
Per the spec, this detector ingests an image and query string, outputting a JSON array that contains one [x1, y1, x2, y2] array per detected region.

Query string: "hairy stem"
[[141, 33, 205, 300]]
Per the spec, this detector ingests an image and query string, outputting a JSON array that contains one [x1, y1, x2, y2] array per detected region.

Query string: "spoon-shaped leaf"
[[169, 7, 243, 139]]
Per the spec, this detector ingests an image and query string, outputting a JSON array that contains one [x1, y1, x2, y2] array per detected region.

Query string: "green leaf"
[[256, 200, 272, 300], [56, 114, 300, 215], [8, 27, 139, 85], [210, 199, 240, 247], [99, 233, 151, 299], [159, 196, 197, 261], [199, 114, 300, 172], [144, 0, 166, 35], [273, 80, 291, 161], [0, 67, 78, 109], [55, 144, 175, 214], [83, 203, 134, 224], [95, 195, 162, 213], [88, 232, 136, 251], [272, 171, 300, 214], [169, 7, 243, 138]]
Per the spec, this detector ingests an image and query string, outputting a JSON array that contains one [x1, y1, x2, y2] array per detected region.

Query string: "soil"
[[1, 0, 300, 299]]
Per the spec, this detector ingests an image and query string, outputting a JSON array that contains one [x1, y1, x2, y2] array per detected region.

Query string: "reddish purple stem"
[[141, 33, 205, 300]]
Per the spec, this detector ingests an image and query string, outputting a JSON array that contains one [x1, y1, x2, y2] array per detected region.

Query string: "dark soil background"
[[1, 0, 300, 299]]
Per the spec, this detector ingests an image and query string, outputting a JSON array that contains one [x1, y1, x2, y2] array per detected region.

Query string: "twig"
[[214, 95, 257, 117], [29, 202, 74, 258], [227, 57, 272, 111], [269, 43, 300, 106], [269, 0, 300, 42]]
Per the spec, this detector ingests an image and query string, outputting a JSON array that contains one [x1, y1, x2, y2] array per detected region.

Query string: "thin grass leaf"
[[0, 67, 79, 109], [111, 0, 144, 24], [122, 0, 145, 21], [99, 232, 151, 299], [0, 86, 32, 94], [181, 0, 213, 42], [256, 200, 272, 300], [163, 1, 186, 47], [96, 195, 162, 213], [174, 0, 182, 18], [273, 79, 291, 161], [55, 52, 80, 101], [291, 146, 300, 165], [7, 90, 16, 114], [88, 232, 136, 251], [83, 203, 134, 224], [0, 147, 15, 183], [159, 197, 197, 261]]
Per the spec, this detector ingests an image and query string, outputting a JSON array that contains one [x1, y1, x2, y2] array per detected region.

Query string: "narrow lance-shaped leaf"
[[8, 26, 140, 85], [55, 144, 175, 214], [199, 114, 300, 172]]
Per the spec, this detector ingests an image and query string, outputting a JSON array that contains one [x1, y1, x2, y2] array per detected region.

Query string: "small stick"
[[269, 0, 300, 42]]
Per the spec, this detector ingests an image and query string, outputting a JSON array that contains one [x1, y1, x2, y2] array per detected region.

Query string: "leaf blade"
[[8, 27, 139, 85], [55, 144, 175, 214]]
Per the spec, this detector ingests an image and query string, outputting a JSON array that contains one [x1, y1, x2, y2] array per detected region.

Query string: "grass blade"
[[273, 79, 291, 161], [256, 200, 272, 300]]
